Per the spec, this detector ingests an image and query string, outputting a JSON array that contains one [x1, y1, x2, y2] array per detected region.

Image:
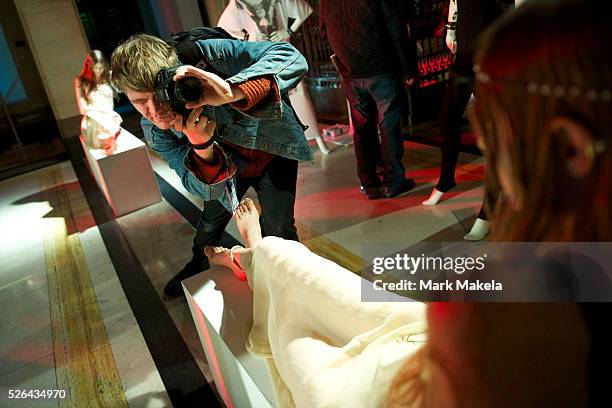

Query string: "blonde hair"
[[110, 33, 180, 92], [385, 347, 426, 407], [473, 0, 611, 241]]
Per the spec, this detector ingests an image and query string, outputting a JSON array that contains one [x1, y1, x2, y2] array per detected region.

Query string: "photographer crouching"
[[110, 30, 311, 297]]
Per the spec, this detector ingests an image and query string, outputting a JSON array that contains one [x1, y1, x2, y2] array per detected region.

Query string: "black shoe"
[[164, 259, 208, 297], [382, 179, 416, 198], [360, 185, 383, 200]]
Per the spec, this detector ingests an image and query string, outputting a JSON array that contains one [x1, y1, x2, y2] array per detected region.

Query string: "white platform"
[[183, 267, 275, 408], [81, 128, 162, 217]]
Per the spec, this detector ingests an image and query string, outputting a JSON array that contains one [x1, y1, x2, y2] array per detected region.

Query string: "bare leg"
[[202, 197, 264, 280], [235, 198, 263, 248]]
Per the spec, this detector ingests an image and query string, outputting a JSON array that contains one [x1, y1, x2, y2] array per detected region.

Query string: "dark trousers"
[[343, 72, 406, 189], [478, 173, 501, 221], [189, 155, 299, 268], [437, 52, 475, 192]]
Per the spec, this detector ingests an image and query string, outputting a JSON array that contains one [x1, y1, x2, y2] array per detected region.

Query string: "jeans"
[[342, 72, 406, 189], [437, 52, 475, 192], [189, 155, 299, 267]]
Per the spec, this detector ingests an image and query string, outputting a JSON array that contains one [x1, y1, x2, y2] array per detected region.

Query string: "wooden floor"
[[41, 169, 128, 408], [0, 134, 486, 407]]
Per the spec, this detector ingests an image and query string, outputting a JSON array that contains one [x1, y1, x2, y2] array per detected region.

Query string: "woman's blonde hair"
[[473, 0, 611, 241], [385, 347, 426, 407], [110, 33, 180, 92]]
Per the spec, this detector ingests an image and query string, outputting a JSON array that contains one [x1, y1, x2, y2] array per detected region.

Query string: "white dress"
[[79, 83, 121, 152], [218, 0, 323, 141], [218, 0, 313, 41], [240, 237, 427, 407], [85, 83, 114, 111]]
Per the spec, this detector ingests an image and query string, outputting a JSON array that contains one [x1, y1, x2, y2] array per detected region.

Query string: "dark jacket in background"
[[319, 0, 417, 79]]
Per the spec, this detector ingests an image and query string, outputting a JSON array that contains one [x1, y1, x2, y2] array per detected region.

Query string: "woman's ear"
[[547, 117, 595, 178]]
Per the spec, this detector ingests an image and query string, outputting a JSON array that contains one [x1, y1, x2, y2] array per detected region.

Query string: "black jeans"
[[342, 72, 406, 189], [189, 155, 299, 267], [437, 52, 475, 192]]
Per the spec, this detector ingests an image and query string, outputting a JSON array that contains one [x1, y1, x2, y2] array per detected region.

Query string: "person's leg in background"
[[254, 155, 299, 241], [343, 77, 384, 199], [423, 52, 475, 205], [164, 180, 252, 297], [370, 72, 415, 198], [438, 53, 474, 190], [464, 177, 498, 241]]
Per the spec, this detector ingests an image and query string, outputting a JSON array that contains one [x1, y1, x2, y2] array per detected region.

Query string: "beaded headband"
[[474, 65, 611, 103], [473, 65, 608, 156]]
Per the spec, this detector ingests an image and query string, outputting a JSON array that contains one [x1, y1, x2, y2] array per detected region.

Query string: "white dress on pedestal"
[[241, 237, 426, 407], [79, 83, 122, 152]]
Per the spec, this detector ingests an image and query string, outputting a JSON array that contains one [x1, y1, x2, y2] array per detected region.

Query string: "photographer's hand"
[[173, 65, 245, 107], [173, 107, 217, 162]]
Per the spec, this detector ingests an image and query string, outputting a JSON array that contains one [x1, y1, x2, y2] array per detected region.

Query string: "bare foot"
[[204, 246, 247, 281], [235, 198, 263, 248]]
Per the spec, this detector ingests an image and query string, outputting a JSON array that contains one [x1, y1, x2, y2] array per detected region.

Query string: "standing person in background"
[[319, 0, 418, 200], [74, 50, 122, 153], [421, 0, 511, 241], [424, 0, 511, 207]]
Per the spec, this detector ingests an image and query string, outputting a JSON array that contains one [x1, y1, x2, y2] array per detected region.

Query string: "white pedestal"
[[81, 129, 161, 217], [182, 267, 275, 408]]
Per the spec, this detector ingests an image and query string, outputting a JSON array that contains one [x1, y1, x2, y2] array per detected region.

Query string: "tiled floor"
[[0, 135, 485, 407]]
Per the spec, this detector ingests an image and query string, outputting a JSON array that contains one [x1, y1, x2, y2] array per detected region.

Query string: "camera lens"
[[175, 78, 202, 103]]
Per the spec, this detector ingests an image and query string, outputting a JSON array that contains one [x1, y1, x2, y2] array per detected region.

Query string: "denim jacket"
[[141, 38, 312, 212]]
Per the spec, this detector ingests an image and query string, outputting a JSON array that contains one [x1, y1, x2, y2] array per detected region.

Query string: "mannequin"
[[201, 2, 609, 405], [74, 50, 122, 154], [205, 198, 426, 407], [423, 0, 510, 241], [421, 0, 458, 206], [218, 0, 330, 154], [464, 207, 490, 240], [422, 0, 506, 205]]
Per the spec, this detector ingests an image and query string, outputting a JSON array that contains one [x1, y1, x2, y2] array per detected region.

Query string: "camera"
[[154, 66, 203, 118]]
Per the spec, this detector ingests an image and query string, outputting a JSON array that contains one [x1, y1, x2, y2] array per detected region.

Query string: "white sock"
[[422, 188, 445, 206], [464, 218, 490, 241]]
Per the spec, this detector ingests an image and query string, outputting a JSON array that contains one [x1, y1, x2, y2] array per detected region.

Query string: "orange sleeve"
[[230, 77, 272, 111]]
